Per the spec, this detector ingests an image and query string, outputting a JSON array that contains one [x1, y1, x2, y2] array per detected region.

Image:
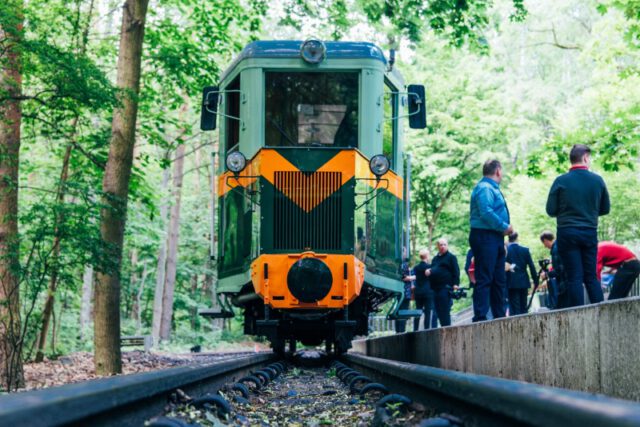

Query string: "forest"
[[0, 0, 638, 391]]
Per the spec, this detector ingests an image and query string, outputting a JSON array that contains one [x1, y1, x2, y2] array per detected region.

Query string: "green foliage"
[[404, 34, 529, 249], [6, 0, 640, 366]]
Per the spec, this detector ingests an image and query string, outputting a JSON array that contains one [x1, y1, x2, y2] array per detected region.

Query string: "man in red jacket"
[[597, 241, 640, 300]]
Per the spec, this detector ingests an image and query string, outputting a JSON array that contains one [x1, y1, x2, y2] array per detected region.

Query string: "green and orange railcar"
[[200, 40, 426, 353]]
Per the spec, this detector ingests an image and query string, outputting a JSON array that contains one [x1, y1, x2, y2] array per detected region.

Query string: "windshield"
[[265, 72, 359, 147]]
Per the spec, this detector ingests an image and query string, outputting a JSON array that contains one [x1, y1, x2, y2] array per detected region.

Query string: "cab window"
[[225, 76, 240, 153], [265, 72, 359, 147], [382, 81, 397, 167]]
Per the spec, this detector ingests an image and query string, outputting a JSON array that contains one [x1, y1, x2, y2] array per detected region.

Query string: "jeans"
[[432, 287, 452, 327], [469, 228, 507, 322], [414, 294, 434, 330], [608, 260, 640, 300], [556, 227, 603, 307], [547, 277, 558, 309], [556, 279, 570, 309], [508, 288, 528, 315]]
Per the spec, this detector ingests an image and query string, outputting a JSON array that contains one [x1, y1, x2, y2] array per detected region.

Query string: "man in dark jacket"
[[412, 249, 434, 330], [395, 257, 413, 333], [425, 238, 460, 327], [540, 231, 562, 309], [506, 233, 538, 315], [546, 144, 610, 307]]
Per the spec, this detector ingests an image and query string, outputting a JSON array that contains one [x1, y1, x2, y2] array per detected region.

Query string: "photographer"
[[506, 233, 538, 315], [540, 231, 563, 309], [396, 252, 414, 333], [425, 238, 460, 327], [412, 249, 434, 330]]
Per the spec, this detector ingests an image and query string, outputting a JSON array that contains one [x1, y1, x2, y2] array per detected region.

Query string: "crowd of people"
[[398, 144, 640, 331]]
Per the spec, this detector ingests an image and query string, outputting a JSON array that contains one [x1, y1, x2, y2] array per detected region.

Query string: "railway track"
[[2, 350, 640, 426], [341, 353, 640, 427], [0, 352, 277, 427]]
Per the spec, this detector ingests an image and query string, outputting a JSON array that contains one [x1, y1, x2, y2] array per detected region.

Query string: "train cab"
[[200, 40, 426, 353]]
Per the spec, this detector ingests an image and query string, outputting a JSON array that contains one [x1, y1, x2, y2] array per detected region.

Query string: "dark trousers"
[[414, 294, 434, 330], [556, 279, 570, 309], [469, 228, 507, 322], [547, 277, 558, 309], [433, 287, 452, 327], [395, 299, 410, 333], [508, 288, 528, 315], [556, 227, 603, 307], [608, 260, 640, 300]]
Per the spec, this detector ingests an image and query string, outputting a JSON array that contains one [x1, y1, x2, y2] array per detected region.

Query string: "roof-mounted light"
[[300, 39, 326, 64]]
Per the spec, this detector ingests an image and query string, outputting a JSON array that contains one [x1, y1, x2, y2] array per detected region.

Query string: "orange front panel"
[[219, 148, 403, 200], [251, 253, 365, 309]]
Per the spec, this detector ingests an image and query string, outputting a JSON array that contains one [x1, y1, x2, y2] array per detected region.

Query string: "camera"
[[538, 259, 551, 271], [450, 288, 468, 300]]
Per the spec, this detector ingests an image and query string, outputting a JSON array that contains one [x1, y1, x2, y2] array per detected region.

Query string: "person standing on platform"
[[425, 238, 460, 327], [505, 233, 539, 315], [597, 241, 640, 300], [546, 144, 610, 307], [539, 231, 562, 309], [395, 255, 414, 333], [469, 159, 512, 322], [412, 249, 434, 330]]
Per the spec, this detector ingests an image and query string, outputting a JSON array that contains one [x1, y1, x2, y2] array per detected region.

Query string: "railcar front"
[[200, 40, 426, 353]]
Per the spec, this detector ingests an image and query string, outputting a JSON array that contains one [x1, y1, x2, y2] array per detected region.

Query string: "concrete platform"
[[352, 297, 640, 401]]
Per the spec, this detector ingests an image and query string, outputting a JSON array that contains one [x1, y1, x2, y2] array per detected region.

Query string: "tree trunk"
[[94, 0, 149, 375], [151, 163, 170, 344], [50, 300, 57, 355], [190, 274, 198, 331], [135, 261, 148, 333], [410, 208, 417, 257], [128, 249, 138, 320], [34, 143, 72, 363], [0, 0, 25, 391], [159, 142, 186, 341], [136, 261, 149, 334], [79, 265, 94, 339]]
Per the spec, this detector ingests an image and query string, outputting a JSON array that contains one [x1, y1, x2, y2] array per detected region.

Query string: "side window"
[[382, 82, 397, 168], [225, 76, 240, 153]]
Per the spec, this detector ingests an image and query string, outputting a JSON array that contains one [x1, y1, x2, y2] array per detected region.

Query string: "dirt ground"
[[19, 345, 268, 391]]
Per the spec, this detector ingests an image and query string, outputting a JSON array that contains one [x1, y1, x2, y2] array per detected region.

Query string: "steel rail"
[[343, 353, 640, 427], [0, 352, 277, 427]]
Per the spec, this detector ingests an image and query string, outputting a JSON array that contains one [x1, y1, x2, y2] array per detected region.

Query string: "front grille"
[[274, 171, 342, 250]]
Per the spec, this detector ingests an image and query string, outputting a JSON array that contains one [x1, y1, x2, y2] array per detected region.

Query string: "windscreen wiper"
[[269, 118, 296, 146]]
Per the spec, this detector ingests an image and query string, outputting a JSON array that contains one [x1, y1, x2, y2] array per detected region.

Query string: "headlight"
[[226, 151, 246, 173], [300, 39, 326, 64], [369, 155, 390, 176]]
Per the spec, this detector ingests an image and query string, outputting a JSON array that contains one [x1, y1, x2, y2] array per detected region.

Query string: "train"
[[199, 39, 426, 354]]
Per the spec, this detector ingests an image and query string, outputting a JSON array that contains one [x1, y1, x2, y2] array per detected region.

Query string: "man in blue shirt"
[[469, 159, 513, 322]]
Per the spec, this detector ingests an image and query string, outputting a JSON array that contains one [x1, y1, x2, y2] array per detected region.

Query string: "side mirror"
[[407, 84, 426, 129], [200, 86, 219, 131]]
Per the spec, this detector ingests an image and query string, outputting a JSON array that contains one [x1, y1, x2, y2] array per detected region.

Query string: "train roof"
[[237, 40, 387, 63], [219, 40, 389, 82]]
